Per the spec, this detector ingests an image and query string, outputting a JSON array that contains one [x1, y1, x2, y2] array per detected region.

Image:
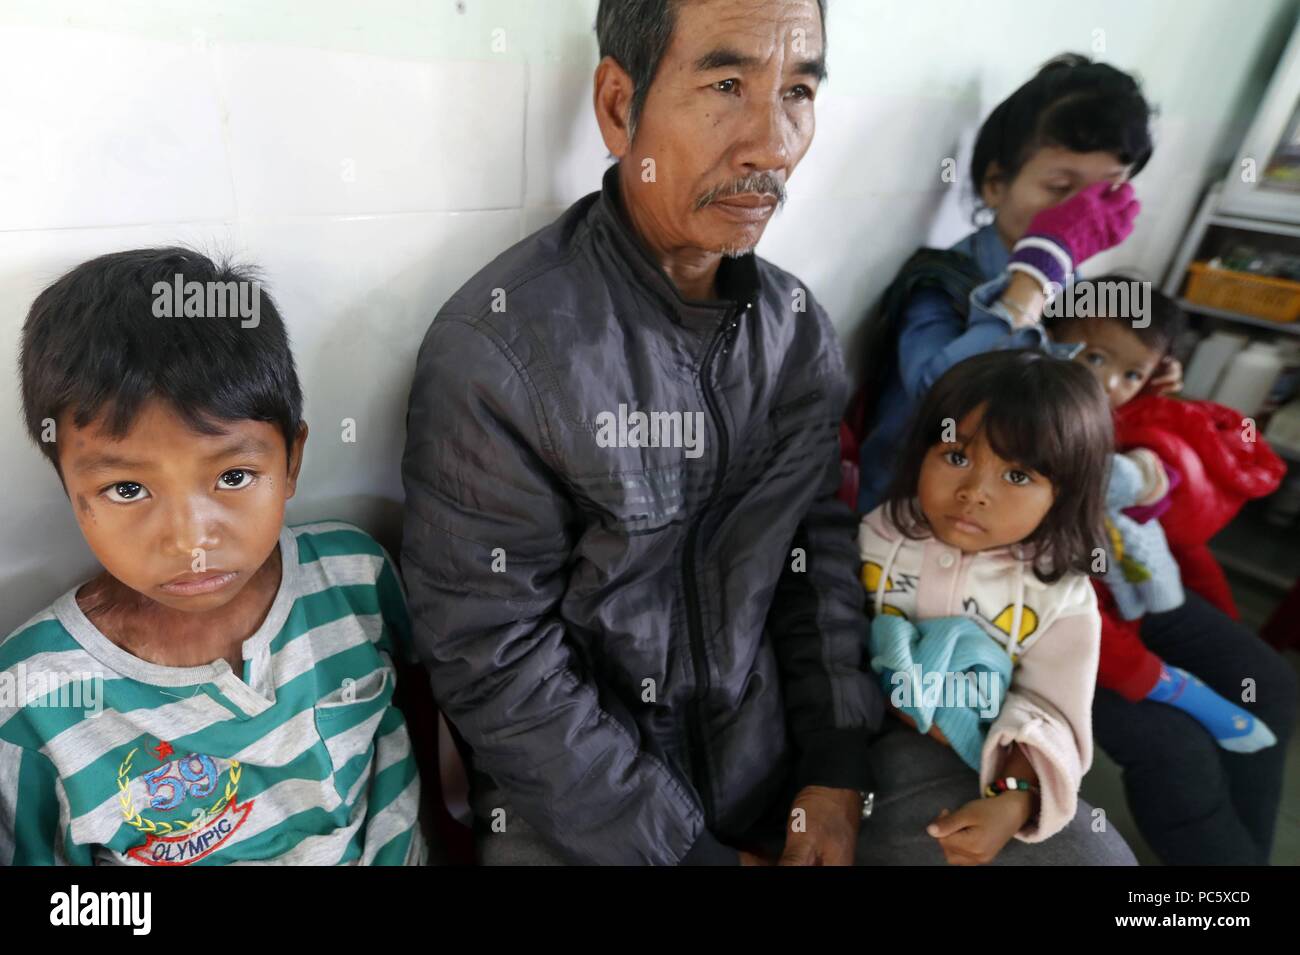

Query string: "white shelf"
[[1206, 212, 1300, 239], [1178, 298, 1300, 337]]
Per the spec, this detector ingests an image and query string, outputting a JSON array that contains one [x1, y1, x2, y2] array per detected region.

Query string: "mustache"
[[694, 172, 788, 211]]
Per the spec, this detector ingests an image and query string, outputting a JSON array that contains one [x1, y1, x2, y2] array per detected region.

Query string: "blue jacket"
[[857, 225, 1074, 512]]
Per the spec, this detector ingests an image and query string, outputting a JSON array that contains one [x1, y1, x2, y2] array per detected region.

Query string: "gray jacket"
[[401, 163, 882, 865]]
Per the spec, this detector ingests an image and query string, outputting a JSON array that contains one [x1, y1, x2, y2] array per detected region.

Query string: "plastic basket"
[[1185, 261, 1300, 323]]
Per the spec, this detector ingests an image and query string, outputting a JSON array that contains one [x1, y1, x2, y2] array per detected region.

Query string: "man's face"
[[917, 406, 1056, 554], [619, 0, 824, 257], [982, 146, 1131, 250], [1051, 316, 1163, 408], [57, 398, 305, 614]]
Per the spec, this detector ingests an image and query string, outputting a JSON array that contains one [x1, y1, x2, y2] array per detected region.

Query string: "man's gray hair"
[[596, 0, 827, 141]]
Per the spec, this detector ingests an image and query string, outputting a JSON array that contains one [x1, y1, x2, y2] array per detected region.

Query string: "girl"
[[859, 349, 1115, 864], [846, 53, 1179, 513]]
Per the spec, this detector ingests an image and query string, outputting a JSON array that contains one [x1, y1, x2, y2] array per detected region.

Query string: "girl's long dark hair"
[[881, 349, 1114, 584]]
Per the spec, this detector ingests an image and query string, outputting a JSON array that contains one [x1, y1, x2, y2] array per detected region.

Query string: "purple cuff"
[[1008, 238, 1070, 291]]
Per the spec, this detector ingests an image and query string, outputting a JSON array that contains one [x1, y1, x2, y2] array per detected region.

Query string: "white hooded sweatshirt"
[[859, 502, 1102, 843]]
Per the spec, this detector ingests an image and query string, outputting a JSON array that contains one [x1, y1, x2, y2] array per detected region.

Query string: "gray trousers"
[[469, 722, 1137, 865]]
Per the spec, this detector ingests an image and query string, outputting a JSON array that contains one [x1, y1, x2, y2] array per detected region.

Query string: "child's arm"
[[1106, 449, 1169, 511], [978, 575, 1101, 844], [1121, 458, 1181, 525], [928, 580, 1097, 866], [897, 285, 1047, 401], [927, 743, 1038, 865], [1121, 448, 1170, 508]]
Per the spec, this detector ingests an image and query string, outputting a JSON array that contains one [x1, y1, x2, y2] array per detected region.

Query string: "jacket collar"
[[591, 162, 762, 326], [952, 223, 1011, 281]]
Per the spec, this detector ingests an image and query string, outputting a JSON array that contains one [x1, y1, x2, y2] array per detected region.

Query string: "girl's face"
[[980, 145, 1131, 250], [917, 406, 1057, 554]]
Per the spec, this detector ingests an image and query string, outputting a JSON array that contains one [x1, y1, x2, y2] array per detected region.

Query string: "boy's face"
[[57, 398, 307, 614], [1051, 316, 1162, 408], [917, 406, 1056, 554], [980, 145, 1131, 250]]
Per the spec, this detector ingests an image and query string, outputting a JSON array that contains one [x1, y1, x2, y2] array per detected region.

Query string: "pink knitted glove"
[[1008, 181, 1141, 292]]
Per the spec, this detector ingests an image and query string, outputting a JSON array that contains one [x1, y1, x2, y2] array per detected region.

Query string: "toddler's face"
[[917, 406, 1056, 554], [57, 398, 306, 614], [1051, 316, 1162, 408]]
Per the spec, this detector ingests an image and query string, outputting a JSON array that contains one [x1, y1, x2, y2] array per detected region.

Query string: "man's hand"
[[778, 785, 861, 866], [926, 794, 1031, 865]]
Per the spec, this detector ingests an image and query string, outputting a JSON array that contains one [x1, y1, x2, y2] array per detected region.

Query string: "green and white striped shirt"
[[0, 521, 425, 865]]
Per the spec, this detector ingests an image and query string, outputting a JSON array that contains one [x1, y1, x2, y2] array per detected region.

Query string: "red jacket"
[[1095, 394, 1286, 700]]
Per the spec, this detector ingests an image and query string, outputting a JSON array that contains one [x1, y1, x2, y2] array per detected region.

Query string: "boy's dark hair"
[[882, 349, 1113, 584], [595, 0, 827, 138], [1042, 273, 1187, 359], [971, 53, 1154, 208], [20, 247, 303, 471]]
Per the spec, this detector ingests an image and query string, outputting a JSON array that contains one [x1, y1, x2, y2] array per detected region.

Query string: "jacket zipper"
[[682, 310, 736, 828]]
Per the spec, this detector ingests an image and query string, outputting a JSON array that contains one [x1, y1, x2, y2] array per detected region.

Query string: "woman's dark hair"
[[20, 247, 303, 472], [971, 53, 1154, 210], [1041, 273, 1187, 359], [881, 349, 1113, 584]]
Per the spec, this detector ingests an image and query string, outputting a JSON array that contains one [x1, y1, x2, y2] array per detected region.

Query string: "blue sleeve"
[[896, 275, 1048, 402]]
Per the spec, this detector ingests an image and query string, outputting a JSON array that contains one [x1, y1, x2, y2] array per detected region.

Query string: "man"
[[402, 0, 871, 865], [401, 0, 1134, 866]]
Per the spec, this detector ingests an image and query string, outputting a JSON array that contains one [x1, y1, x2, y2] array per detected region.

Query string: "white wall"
[[1, 0, 1294, 634]]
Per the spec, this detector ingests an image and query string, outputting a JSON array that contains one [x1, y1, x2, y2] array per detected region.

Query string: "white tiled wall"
[[0, 0, 1292, 633]]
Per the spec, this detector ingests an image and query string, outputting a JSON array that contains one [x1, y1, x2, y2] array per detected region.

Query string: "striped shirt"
[[0, 521, 425, 865]]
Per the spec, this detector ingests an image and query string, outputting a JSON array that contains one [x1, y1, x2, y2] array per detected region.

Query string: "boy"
[[1043, 278, 1297, 864], [1, 248, 425, 865]]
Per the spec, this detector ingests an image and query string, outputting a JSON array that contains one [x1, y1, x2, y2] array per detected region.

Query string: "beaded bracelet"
[[982, 776, 1040, 799]]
